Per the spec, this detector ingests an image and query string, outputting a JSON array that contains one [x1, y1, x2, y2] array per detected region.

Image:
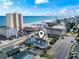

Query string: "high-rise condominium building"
[[6, 12, 23, 31], [6, 13, 14, 28]]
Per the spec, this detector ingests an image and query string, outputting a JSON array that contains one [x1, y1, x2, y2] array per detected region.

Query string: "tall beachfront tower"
[[6, 13, 14, 28], [6, 12, 23, 31]]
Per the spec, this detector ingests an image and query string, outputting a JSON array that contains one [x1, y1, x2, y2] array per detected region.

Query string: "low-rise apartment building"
[[47, 22, 66, 37], [0, 26, 17, 38]]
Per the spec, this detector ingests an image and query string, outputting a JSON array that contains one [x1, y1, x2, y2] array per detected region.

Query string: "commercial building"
[[6, 12, 23, 31], [0, 26, 17, 38], [23, 26, 38, 34], [32, 23, 48, 29], [63, 17, 77, 24], [47, 22, 66, 37], [32, 23, 48, 34], [0, 12, 23, 38], [63, 17, 78, 32]]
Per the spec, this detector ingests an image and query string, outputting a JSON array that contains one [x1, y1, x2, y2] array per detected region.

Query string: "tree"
[[56, 19, 61, 24], [49, 36, 59, 45], [70, 23, 75, 29], [41, 49, 54, 59], [75, 34, 79, 43], [66, 22, 76, 32]]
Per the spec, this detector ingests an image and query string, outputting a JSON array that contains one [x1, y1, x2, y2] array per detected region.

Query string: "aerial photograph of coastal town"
[[0, 0, 79, 59]]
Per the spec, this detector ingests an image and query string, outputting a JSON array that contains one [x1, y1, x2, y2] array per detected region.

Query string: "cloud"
[[1, 0, 10, 2], [52, 8, 77, 16], [16, 7, 20, 10], [1, 0, 13, 9], [3, 1, 13, 6], [58, 8, 67, 14], [35, 0, 49, 4], [22, 10, 53, 16], [17, 1, 20, 4], [12, 7, 21, 12], [75, 9, 79, 12], [53, 12, 57, 15], [57, 8, 74, 15], [39, 11, 52, 16], [2, 5, 10, 9], [33, 5, 37, 8], [23, 0, 26, 2]]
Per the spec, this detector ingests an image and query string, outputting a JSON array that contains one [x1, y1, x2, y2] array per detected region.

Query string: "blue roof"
[[19, 51, 29, 59], [25, 38, 34, 44], [25, 38, 48, 49], [28, 48, 43, 55], [0, 26, 11, 29], [33, 38, 48, 49]]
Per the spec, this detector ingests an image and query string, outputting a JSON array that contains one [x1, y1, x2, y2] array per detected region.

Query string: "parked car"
[[71, 41, 73, 43], [61, 37, 64, 39]]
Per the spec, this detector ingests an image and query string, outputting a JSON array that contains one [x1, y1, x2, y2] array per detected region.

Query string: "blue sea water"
[[0, 16, 6, 26], [0, 16, 58, 26]]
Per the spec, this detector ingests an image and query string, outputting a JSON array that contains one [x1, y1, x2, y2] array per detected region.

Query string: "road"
[[0, 32, 37, 49], [48, 36, 76, 59]]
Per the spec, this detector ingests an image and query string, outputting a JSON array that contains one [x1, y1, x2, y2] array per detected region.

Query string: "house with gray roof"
[[25, 37, 48, 49]]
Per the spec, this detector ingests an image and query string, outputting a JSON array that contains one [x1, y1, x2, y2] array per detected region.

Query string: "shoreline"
[[23, 19, 55, 27]]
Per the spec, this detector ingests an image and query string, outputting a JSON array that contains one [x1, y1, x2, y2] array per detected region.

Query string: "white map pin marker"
[[38, 30, 45, 38]]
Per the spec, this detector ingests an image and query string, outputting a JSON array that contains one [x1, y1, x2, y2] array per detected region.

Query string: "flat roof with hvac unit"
[[0, 26, 17, 38]]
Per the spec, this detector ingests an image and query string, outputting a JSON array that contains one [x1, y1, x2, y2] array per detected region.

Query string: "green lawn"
[[75, 34, 79, 42], [68, 52, 73, 59], [49, 36, 59, 45], [41, 49, 55, 59]]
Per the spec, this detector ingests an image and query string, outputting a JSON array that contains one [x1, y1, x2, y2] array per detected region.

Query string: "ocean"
[[0, 16, 58, 26]]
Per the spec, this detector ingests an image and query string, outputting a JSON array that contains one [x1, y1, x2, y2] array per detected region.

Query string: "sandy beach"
[[23, 19, 54, 27]]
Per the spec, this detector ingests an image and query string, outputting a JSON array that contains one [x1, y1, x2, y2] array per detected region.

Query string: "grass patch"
[[49, 36, 59, 45], [41, 49, 55, 59], [68, 52, 73, 59], [75, 34, 79, 43]]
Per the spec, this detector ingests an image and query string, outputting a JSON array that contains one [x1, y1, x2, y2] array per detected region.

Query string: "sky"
[[0, 0, 79, 16]]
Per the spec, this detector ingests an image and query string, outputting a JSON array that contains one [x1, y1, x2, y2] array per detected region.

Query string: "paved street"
[[48, 36, 76, 59], [0, 32, 37, 49]]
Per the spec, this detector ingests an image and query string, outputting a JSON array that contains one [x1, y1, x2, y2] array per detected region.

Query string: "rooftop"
[[25, 37, 48, 49], [28, 48, 43, 55], [77, 24, 79, 28], [0, 26, 10, 29], [11, 50, 35, 59], [52, 22, 66, 30], [0, 26, 16, 31], [33, 38, 48, 49]]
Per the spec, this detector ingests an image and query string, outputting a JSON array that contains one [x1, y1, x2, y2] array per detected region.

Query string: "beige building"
[[6, 13, 14, 28], [6, 12, 23, 31]]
